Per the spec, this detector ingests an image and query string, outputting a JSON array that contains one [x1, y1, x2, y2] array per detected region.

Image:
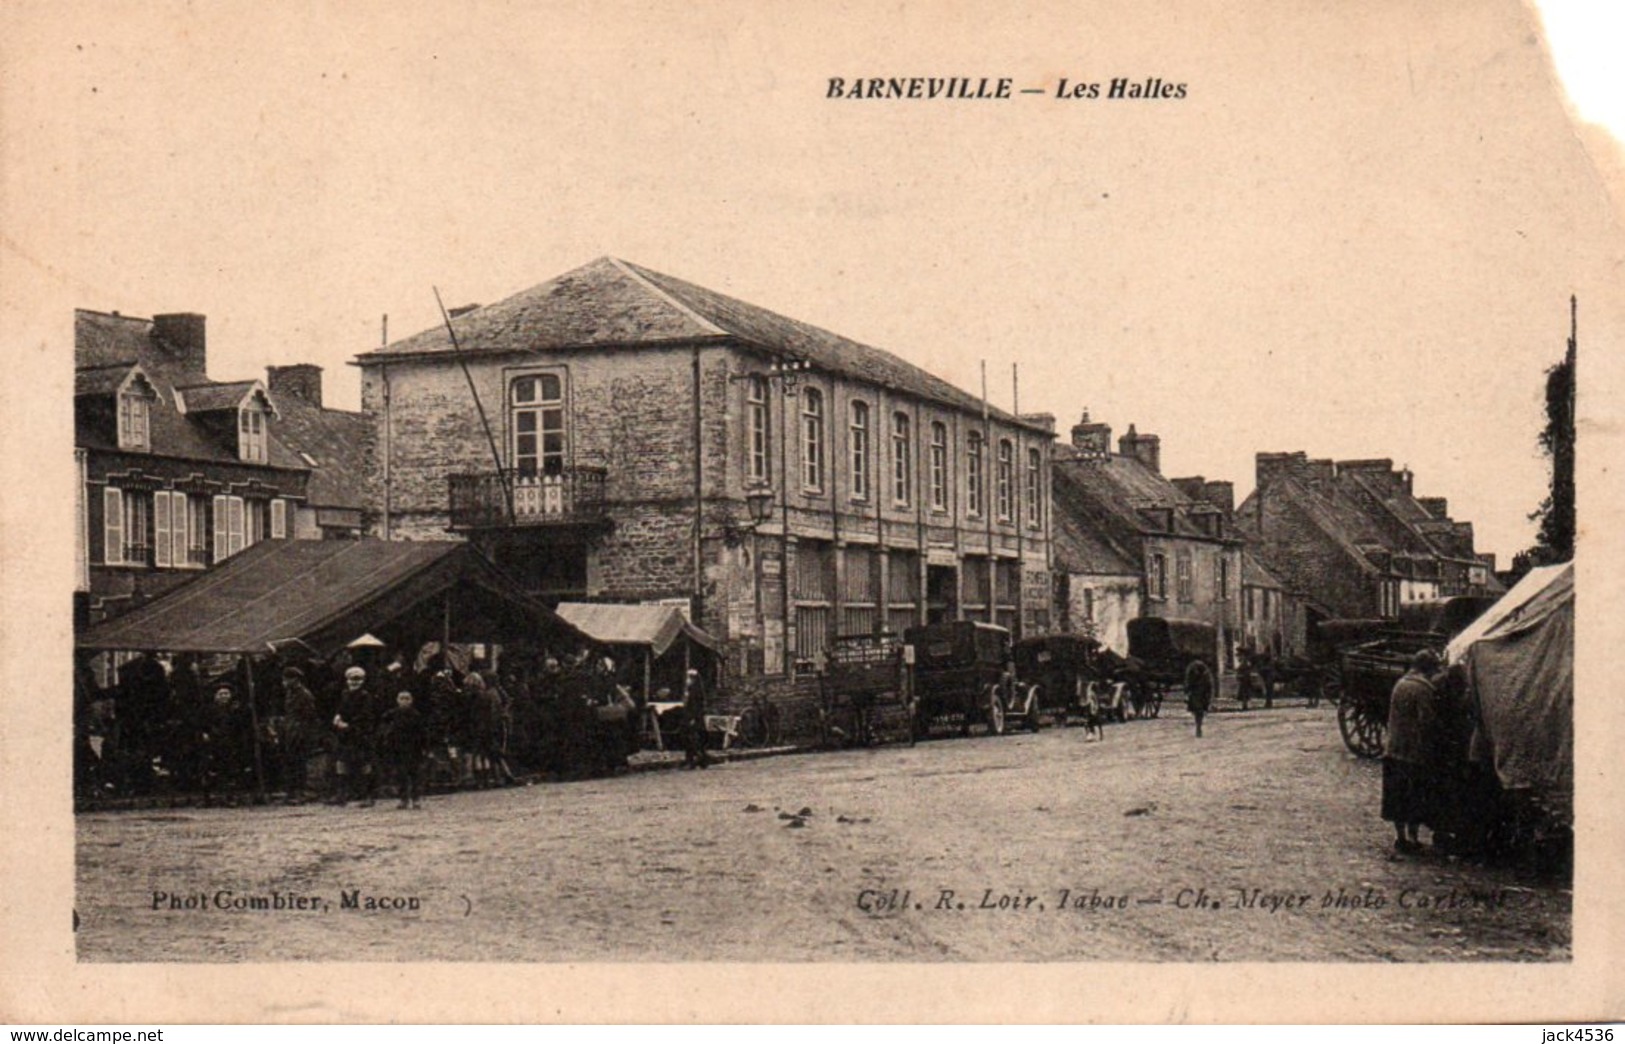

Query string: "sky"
[[6, 0, 1622, 564]]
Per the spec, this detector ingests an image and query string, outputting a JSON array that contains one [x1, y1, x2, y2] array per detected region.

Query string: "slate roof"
[[175, 380, 263, 415], [269, 394, 371, 510], [1241, 550, 1286, 590], [1052, 447, 1229, 545], [1050, 464, 1142, 576], [361, 256, 1049, 432], [75, 362, 141, 398], [74, 310, 306, 470]]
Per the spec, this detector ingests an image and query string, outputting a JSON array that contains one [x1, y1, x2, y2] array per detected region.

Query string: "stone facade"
[[1050, 412, 1245, 670], [1234, 451, 1500, 624], [356, 258, 1056, 728]]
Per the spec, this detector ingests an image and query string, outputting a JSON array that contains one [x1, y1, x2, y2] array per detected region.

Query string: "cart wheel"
[[1026, 684, 1042, 732], [987, 686, 1007, 736], [1149, 688, 1163, 718], [1337, 698, 1384, 759]]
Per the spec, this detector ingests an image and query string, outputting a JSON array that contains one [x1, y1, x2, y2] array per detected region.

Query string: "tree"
[[1526, 297, 1577, 567]]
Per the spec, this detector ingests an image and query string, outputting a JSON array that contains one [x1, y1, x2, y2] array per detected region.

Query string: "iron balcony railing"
[[447, 466, 609, 529]]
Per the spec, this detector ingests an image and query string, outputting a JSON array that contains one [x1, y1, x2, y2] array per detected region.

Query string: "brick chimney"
[[1119, 424, 1160, 474], [1171, 476, 1208, 503], [1070, 409, 1112, 459], [1451, 522, 1475, 556], [1203, 480, 1235, 516], [1256, 451, 1306, 488], [1418, 497, 1449, 519], [268, 364, 324, 408], [151, 313, 206, 375]]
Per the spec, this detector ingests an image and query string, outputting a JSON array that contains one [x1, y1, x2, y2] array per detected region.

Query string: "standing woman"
[[1184, 661, 1214, 739], [1383, 649, 1441, 855]]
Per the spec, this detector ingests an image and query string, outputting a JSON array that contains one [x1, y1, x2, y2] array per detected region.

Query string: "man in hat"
[[330, 666, 380, 806], [681, 668, 712, 770], [1383, 648, 1442, 854]]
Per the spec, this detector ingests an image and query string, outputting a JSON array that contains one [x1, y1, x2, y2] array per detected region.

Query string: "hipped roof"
[[361, 257, 1050, 433], [77, 539, 586, 656], [555, 602, 721, 656]]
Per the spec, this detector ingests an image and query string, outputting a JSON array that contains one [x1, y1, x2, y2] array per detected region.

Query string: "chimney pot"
[[1118, 425, 1161, 474]]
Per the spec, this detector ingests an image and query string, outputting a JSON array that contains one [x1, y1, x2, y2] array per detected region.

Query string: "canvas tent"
[[1445, 562, 1573, 814], [78, 538, 587, 657], [554, 601, 721, 699]]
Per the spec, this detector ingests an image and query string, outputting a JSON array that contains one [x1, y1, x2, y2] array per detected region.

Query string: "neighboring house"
[[1239, 549, 1308, 660], [1051, 471, 1142, 655], [74, 309, 367, 627], [354, 256, 1057, 715], [263, 364, 370, 539], [1233, 452, 1502, 626], [1050, 412, 1245, 670]]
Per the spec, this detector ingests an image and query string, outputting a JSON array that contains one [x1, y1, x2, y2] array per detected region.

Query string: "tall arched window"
[[996, 438, 1014, 520], [746, 376, 770, 485], [1026, 446, 1042, 526], [849, 400, 870, 500], [966, 430, 985, 518], [892, 411, 911, 505], [511, 373, 565, 477], [801, 387, 825, 492], [930, 421, 949, 511]]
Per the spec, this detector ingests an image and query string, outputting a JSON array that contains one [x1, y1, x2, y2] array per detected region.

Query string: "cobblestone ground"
[[75, 706, 1570, 962]]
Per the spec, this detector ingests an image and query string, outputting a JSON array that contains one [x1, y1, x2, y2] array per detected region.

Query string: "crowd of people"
[[74, 645, 715, 807]]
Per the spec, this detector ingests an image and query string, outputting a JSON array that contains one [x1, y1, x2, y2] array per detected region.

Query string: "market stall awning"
[[555, 602, 720, 657], [77, 539, 587, 656]]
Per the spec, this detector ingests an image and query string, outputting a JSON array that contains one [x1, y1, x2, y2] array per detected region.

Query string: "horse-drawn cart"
[[819, 633, 910, 747], [1321, 596, 1496, 758], [1126, 617, 1218, 715]]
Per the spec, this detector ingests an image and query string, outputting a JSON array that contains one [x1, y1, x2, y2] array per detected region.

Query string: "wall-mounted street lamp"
[[745, 486, 775, 527], [724, 485, 776, 547]]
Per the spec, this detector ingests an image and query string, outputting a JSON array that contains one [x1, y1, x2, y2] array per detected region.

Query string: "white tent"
[[1445, 562, 1570, 664], [1450, 562, 1573, 817]]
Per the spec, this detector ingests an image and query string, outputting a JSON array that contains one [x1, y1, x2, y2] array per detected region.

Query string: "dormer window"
[[115, 371, 156, 452], [118, 392, 150, 451], [239, 406, 268, 463]]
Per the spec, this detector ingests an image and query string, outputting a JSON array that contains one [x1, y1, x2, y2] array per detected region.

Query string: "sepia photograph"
[[3, 0, 1622, 1025]]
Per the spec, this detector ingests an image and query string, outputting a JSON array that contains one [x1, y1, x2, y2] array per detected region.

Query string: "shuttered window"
[[154, 491, 172, 567], [213, 495, 229, 563], [103, 488, 124, 565], [270, 498, 287, 539]]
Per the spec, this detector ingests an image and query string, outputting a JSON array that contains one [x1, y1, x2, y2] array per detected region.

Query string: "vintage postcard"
[[1, 0, 1621, 1025]]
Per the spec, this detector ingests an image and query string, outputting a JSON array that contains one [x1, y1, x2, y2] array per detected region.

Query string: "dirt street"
[[76, 707, 1569, 961]]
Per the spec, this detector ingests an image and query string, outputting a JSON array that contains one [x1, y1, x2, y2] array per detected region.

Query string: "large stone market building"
[[355, 257, 1056, 719]]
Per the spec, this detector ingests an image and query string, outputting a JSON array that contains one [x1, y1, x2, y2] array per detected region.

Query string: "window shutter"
[[213, 495, 229, 563], [270, 498, 287, 539], [171, 494, 189, 566], [153, 492, 172, 567], [228, 497, 245, 556], [103, 488, 124, 565]]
